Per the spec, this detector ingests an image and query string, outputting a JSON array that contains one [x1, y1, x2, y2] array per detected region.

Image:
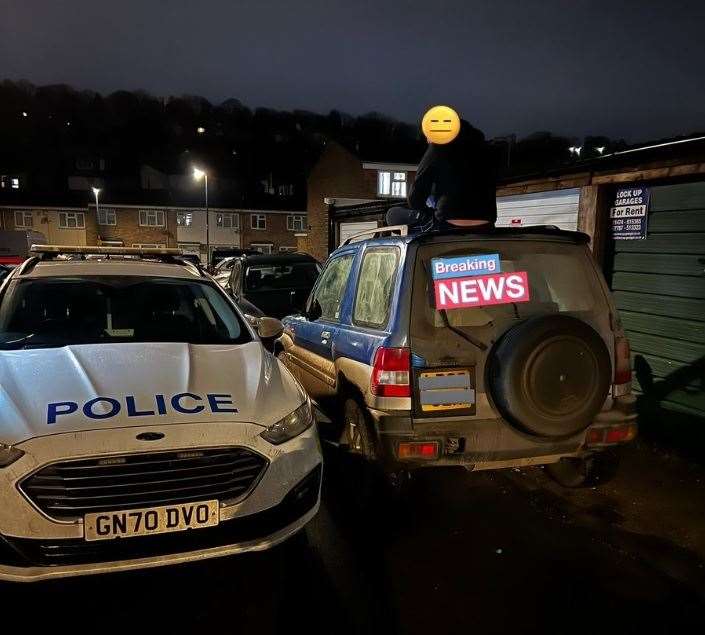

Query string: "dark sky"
[[2, 0, 704, 141]]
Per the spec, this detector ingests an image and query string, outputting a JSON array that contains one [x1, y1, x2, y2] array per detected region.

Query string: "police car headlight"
[[0, 443, 24, 468], [260, 400, 314, 445]]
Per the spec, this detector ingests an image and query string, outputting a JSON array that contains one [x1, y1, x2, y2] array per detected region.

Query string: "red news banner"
[[431, 254, 530, 310]]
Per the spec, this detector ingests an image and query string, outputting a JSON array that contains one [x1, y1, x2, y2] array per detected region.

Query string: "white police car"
[[0, 246, 322, 582]]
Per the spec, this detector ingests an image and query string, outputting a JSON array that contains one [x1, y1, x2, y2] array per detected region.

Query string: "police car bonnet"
[[0, 342, 303, 444]]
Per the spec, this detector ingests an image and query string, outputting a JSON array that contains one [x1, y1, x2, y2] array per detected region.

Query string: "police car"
[[0, 246, 322, 582]]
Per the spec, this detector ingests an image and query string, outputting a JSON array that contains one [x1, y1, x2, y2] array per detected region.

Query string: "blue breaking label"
[[431, 254, 500, 280]]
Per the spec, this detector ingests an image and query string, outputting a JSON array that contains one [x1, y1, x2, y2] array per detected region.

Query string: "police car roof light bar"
[[30, 245, 183, 257]]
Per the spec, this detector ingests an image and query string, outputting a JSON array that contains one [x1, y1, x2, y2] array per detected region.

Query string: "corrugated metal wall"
[[496, 189, 580, 230], [611, 182, 705, 418]]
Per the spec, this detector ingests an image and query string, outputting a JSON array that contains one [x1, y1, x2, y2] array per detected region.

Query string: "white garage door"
[[338, 221, 379, 245], [496, 188, 580, 231]]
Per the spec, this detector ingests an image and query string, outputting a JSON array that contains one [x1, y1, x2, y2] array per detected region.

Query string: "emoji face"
[[422, 105, 461, 144]]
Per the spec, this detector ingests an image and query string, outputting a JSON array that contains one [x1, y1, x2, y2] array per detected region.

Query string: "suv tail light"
[[371, 347, 411, 397], [614, 336, 632, 391]]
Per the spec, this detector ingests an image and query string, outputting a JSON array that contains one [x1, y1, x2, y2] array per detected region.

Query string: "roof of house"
[[499, 134, 705, 185]]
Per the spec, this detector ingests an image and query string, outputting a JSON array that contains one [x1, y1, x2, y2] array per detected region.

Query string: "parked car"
[[0, 229, 47, 265], [220, 252, 321, 320], [278, 225, 637, 491], [0, 245, 322, 582], [211, 248, 259, 270]]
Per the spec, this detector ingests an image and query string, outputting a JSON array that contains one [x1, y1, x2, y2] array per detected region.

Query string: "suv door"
[[285, 253, 355, 399], [334, 246, 401, 382]]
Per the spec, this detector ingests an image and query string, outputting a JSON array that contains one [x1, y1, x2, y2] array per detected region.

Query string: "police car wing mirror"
[[257, 317, 284, 340]]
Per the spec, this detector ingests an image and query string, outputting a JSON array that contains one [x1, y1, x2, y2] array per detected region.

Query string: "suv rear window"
[[411, 240, 611, 363], [0, 276, 251, 349]]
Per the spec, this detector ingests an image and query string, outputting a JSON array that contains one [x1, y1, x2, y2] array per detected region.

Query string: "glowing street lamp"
[[193, 167, 210, 266], [92, 187, 101, 221]]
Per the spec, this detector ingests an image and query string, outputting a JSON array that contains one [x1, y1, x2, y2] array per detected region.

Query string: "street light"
[[92, 187, 101, 222], [193, 167, 209, 266]]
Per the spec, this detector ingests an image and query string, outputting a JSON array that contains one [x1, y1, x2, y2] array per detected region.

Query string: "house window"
[[277, 184, 294, 196], [139, 210, 165, 227], [287, 214, 306, 232], [132, 243, 166, 249], [177, 212, 194, 227], [59, 212, 85, 229], [251, 214, 266, 230], [279, 246, 297, 253], [11, 178, 19, 190], [98, 208, 116, 226], [250, 243, 272, 254], [14, 211, 33, 228], [216, 212, 238, 229], [378, 171, 407, 198]]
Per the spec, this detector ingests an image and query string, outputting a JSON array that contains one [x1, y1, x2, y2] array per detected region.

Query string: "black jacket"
[[408, 120, 497, 224]]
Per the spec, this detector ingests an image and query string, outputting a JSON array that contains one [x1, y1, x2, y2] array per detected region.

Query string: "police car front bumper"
[[0, 422, 321, 582]]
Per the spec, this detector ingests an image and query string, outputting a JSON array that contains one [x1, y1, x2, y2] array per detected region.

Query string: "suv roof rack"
[[25, 244, 207, 277], [342, 224, 409, 246]]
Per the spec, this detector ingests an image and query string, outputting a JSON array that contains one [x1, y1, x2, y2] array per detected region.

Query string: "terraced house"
[[0, 204, 307, 261]]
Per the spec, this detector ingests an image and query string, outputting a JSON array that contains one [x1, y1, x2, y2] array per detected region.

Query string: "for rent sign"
[[610, 185, 650, 240]]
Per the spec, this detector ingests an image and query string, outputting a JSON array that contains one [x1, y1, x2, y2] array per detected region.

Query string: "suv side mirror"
[[306, 299, 322, 322], [257, 317, 284, 340]]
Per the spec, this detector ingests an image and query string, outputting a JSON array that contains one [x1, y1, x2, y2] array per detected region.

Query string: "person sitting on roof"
[[386, 105, 497, 230]]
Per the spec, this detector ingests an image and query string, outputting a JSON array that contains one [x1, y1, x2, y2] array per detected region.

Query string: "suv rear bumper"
[[369, 394, 638, 470]]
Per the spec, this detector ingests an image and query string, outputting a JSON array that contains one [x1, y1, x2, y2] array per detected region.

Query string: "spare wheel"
[[489, 315, 611, 437]]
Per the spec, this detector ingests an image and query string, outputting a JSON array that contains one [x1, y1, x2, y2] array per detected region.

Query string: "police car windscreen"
[[0, 276, 251, 349]]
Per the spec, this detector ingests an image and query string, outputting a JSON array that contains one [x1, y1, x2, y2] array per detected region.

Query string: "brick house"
[[300, 141, 417, 260], [91, 205, 179, 248], [0, 204, 306, 261]]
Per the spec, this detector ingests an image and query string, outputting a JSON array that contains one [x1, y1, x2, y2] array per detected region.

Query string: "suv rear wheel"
[[344, 398, 376, 459], [545, 449, 621, 487]]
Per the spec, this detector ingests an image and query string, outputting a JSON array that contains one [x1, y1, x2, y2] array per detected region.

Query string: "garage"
[[338, 220, 379, 246], [609, 181, 705, 421], [495, 188, 580, 230]]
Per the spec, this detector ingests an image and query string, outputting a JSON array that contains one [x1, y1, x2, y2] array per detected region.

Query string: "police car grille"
[[21, 448, 268, 520]]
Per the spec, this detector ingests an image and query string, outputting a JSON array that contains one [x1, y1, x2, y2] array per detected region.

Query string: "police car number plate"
[[84, 500, 219, 542]]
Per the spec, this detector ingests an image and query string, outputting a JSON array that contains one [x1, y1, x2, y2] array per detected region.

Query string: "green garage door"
[[611, 182, 705, 420]]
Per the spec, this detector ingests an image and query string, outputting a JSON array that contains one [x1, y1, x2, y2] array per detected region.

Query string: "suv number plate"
[[419, 369, 475, 412]]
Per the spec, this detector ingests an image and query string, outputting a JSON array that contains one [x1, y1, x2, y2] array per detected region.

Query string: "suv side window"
[[312, 254, 354, 321], [353, 247, 399, 328]]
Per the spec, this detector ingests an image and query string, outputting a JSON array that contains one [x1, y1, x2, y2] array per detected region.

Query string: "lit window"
[[59, 212, 85, 229], [378, 171, 406, 197], [98, 208, 116, 226], [287, 214, 306, 232], [177, 212, 194, 227], [251, 214, 266, 230], [216, 213, 238, 229], [11, 178, 19, 190], [14, 211, 33, 228], [279, 246, 297, 253], [139, 210, 165, 227]]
